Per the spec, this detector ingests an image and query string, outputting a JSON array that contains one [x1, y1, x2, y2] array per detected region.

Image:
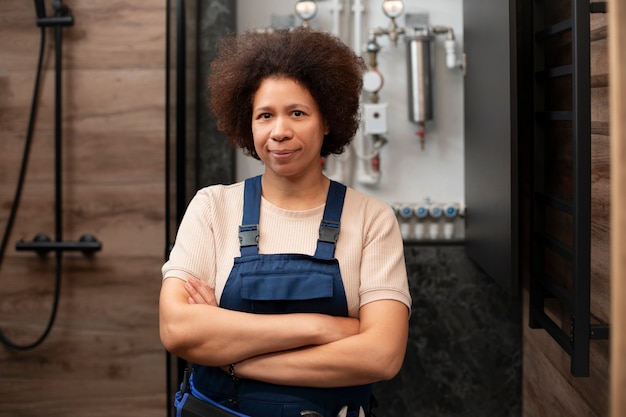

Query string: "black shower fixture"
[[34, 0, 74, 27], [17, 1, 97, 259], [0, 0, 99, 351]]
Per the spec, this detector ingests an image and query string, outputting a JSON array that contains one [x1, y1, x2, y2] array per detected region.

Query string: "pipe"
[[54, 7, 63, 248], [431, 26, 460, 69], [331, 0, 341, 36], [352, 0, 363, 54]]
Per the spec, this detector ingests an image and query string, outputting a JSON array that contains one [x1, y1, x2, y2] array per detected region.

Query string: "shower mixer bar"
[[16, 234, 101, 256], [18, 0, 102, 258], [35, 0, 73, 27]]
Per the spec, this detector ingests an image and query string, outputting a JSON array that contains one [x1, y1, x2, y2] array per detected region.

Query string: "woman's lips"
[[270, 149, 298, 159]]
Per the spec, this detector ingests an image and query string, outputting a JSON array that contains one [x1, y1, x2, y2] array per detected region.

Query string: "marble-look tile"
[[372, 245, 521, 417], [196, 0, 237, 187]]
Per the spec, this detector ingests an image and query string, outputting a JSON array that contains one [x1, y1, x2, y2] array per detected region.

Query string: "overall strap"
[[239, 176, 262, 256], [314, 180, 347, 259], [238, 176, 347, 259]]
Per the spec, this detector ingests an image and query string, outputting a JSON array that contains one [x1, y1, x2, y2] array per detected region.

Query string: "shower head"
[[34, 0, 46, 19]]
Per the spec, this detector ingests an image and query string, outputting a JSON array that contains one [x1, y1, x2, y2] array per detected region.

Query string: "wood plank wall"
[[608, 0, 626, 416], [0, 1, 167, 416], [521, 3, 611, 417]]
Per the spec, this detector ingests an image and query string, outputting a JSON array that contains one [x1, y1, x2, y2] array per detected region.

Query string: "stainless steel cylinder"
[[405, 32, 434, 124]]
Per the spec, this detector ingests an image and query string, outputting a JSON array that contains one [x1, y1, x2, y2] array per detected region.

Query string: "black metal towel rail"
[[528, 0, 609, 377]]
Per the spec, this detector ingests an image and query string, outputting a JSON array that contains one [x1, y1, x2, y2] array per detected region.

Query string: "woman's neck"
[[260, 173, 330, 210]]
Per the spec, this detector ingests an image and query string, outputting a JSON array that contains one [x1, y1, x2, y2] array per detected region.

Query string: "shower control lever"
[[35, 0, 73, 28], [16, 233, 102, 256]]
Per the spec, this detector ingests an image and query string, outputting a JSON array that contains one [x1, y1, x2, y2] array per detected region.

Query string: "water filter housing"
[[405, 28, 434, 124]]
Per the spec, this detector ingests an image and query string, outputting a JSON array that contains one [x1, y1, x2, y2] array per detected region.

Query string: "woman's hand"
[[184, 277, 217, 306]]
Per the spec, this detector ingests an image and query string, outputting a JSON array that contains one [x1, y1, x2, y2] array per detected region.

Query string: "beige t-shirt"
[[162, 180, 411, 318]]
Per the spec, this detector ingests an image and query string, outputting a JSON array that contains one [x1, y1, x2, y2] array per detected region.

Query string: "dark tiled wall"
[[373, 244, 522, 417], [196, 0, 237, 188]]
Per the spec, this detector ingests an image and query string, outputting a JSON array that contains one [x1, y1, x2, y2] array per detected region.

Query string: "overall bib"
[[177, 176, 372, 417]]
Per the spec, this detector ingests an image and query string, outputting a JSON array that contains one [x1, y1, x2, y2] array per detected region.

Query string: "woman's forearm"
[[159, 277, 360, 366], [232, 300, 409, 387]]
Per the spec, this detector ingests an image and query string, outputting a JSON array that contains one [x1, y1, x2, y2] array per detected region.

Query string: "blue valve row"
[[393, 203, 461, 219]]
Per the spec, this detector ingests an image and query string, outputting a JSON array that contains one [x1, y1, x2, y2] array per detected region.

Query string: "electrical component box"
[[363, 103, 388, 135]]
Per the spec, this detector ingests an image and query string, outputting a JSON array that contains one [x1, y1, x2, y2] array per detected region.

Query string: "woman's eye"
[[292, 110, 303, 117], [259, 113, 271, 119]]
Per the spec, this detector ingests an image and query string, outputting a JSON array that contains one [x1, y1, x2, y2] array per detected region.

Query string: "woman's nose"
[[270, 116, 293, 141]]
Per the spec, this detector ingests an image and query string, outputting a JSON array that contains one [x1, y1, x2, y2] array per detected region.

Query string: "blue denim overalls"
[[183, 175, 372, 417]]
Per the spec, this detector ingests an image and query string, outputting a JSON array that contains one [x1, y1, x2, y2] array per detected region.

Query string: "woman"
[[159, 28, 411, 417]]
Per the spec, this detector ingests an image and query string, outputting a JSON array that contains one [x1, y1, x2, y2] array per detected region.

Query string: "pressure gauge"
[[382, 0, 404, 19], [294, 0, 318, 22], [363, 69, 384, 93]]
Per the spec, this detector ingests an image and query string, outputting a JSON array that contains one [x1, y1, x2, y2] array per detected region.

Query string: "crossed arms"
[[159, 276, 409, 388]]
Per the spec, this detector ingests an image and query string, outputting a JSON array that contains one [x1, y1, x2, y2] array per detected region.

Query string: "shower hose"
[[0, 25, 63, 351]]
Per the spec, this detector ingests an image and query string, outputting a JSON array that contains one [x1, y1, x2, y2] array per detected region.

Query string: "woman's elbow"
[[379, 357, 405, 380], [159, 318, 190, 358], [160, 321, 178, 353], [373, 345, 407, 381]]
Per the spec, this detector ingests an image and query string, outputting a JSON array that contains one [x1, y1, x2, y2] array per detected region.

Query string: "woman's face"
[[251, 77, 328, 181]]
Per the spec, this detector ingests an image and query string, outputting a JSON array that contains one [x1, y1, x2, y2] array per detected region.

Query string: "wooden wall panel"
[[523, 290, 609, 417], [0, 1, 167, 416], [589, 12, 611, 326], [608, 0, 626, 416]]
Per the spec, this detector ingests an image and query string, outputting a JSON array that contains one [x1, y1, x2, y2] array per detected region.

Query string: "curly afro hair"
[[207, 27, 366, 159]]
